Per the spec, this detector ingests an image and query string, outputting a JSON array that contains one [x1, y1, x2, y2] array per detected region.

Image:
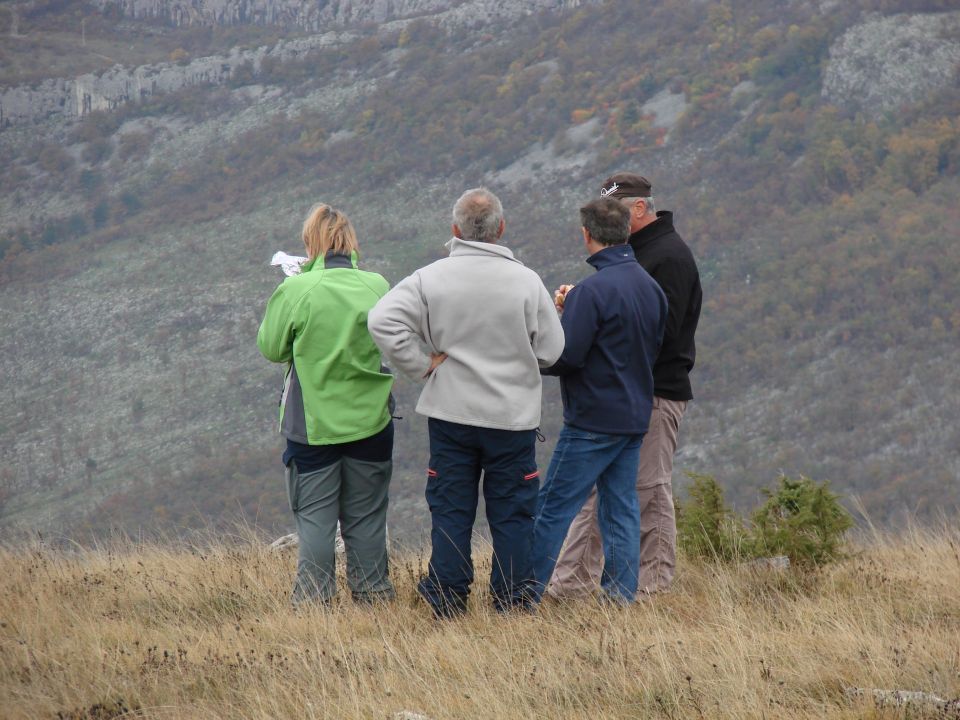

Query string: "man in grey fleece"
[[367, 188, 565, 617]]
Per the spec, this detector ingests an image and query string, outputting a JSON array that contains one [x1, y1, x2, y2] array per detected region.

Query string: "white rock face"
[[822, 11, 960, 117], [0, 32, 350, 127], [486, 117, 601, 188], [0, 78, 74, 127], [93, 0, 322, 28], [91, 0, 591, 29], [642, 87, 689, 144], [1, 0, 598, 127], [730, 80, 756, 101]]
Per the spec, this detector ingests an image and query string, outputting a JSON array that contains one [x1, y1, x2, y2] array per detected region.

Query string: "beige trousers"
[[546, 397, 687, 598]]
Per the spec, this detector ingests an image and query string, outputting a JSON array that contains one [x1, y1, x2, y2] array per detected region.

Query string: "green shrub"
[[677, 473, 853, 566], [676, 472, 746, 561], [747, 474, 853, 566]]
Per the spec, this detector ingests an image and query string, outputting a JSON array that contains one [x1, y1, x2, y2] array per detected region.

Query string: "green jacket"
[[257, 252, 394, 445]]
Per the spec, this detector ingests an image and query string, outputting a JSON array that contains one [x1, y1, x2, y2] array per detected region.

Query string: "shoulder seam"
[[354, 270, 390, 299], [281, 270, 328, 320]]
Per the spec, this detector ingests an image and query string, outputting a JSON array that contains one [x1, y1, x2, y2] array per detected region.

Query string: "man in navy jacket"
[[530, 197, 667, 604], [548, 173, 703, 598]]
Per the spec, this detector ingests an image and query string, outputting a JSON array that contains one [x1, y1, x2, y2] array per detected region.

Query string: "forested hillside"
[[1, 0, 958, 541]]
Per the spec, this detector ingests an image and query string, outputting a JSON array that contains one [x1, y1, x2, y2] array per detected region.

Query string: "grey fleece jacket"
[[367, 237, 565, 431]]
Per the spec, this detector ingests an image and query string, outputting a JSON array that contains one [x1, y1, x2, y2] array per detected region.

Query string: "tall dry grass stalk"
[[1, 525, 958, 719]]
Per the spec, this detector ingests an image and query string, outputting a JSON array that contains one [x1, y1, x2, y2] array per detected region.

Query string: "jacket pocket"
[[517, 465, 540, 515], [425, 468, 441, 513]]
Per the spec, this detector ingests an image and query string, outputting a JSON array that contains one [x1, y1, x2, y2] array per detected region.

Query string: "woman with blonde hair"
[[258, 203, 395, 605]]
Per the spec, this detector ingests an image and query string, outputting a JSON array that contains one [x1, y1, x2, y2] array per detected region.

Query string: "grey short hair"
[[580, 197, 631, 246], [621, 195, 656, 215], [452, 188, 504, 243]]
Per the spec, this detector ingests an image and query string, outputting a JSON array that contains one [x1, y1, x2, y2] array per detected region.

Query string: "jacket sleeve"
[[366, 272, 433, 380], [541, 284, 599, 377], [531, 282, 565, 368], [257, 280, 300, 364], [650, 257, 692, 344]]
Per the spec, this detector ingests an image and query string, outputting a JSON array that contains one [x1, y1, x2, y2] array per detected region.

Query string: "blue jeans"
[[531, 425, 644, 604], [418, 418, 540, 617]]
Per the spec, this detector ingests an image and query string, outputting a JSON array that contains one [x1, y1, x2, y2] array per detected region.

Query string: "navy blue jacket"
[[543, 244, 667, 435]]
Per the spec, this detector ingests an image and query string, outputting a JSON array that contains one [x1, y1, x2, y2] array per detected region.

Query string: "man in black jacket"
[[548, 172, 702, 597]]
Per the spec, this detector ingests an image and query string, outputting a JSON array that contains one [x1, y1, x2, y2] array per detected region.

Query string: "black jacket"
[[628, 212, 701, 401], [543, 244, 667, 435]]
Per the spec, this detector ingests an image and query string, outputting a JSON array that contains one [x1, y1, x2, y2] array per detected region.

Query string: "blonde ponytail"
[[302, 203, 359, 260]]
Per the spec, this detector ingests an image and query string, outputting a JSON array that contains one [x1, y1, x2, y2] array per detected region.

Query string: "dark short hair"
[[580, 197, 631, 246]]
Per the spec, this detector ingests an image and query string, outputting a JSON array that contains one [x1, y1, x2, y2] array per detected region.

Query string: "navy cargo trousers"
[[417, 418, 541, 617]]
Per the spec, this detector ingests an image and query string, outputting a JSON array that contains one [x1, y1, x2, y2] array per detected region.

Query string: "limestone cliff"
[[1, 0, 594, 127], [822, 11, 960, 117], [89, 0, 588, 30], [0, 32, 350, 127]]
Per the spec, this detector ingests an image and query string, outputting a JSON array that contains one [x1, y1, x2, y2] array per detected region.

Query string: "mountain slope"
[[1, 0, 958, 539]]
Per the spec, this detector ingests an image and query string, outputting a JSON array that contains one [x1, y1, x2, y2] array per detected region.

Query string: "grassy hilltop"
[[1, 525, 958, 719]]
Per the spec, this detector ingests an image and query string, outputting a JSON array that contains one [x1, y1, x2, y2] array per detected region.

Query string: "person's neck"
[[631, 213, 657, 234], [588, 241, 626, 257]]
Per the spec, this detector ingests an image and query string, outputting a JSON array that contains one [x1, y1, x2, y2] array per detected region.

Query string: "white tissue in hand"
[[270, 251, 307, 276]]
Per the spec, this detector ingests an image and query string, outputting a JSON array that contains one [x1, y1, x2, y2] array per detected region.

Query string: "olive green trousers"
[[285, 457, 395, 605]]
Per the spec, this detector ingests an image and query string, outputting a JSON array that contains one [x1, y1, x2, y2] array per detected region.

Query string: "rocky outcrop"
[[0, 31, 350, 127], [91, 0, 323, 29], [92, 0, 332, 28], [90, 0, 590, 30], [822, 12, 960, 117], [642, 87, 689, 144], [2, 0, 596, 127]]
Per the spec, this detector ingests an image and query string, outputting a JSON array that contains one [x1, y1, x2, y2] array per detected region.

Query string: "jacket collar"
[[445, 236, 522, 264], [628, 211, 675, 250], [587, 243, 637, 271], [301, 250, 359, 273]]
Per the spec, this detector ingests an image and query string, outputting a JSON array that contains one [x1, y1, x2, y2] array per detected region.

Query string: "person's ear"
[[581, 226, 591, 247], [497, 218, 505, 239], [452, 223, 463, 239]]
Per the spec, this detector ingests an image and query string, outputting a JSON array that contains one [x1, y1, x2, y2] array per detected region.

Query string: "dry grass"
[[1, 526, 958, 719]]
